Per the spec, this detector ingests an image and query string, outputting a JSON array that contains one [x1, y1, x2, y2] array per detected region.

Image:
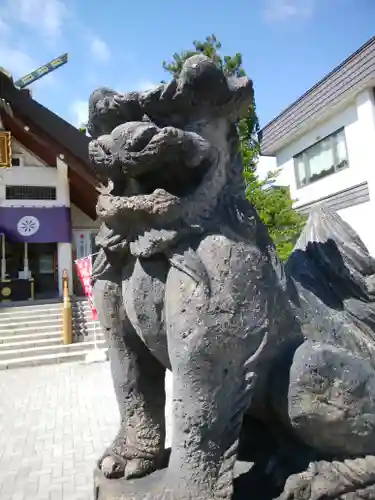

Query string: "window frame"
[[5, 185, 57, 201], [293, 128, 349, 189]]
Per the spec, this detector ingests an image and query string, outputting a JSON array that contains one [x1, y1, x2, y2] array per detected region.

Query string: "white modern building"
[[0, 70, 100, 302], [260, 36, 375, 255]]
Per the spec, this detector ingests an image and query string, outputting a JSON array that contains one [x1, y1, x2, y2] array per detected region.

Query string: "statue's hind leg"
[[287, 340, 375, 456], [276, 340, 375, 500], [93, 277, 166, 479]]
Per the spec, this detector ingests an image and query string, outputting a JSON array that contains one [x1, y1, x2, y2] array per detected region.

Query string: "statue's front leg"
[[161, 266, 261, 500], [93, 277, 166, 480]]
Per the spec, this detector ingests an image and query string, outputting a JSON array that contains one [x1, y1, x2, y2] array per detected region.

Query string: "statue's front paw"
[[100, 454, 156, 480], [99, 454, 125, 479], [98, 434, 165, 480], [98, 425, 167, 480]]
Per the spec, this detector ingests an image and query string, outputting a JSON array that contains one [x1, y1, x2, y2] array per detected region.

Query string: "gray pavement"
[[0, 362, 173, 500], [0, 362, 119, 500]]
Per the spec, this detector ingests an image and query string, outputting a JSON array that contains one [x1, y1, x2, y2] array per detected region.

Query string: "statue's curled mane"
[[87, 55, 270, 272]]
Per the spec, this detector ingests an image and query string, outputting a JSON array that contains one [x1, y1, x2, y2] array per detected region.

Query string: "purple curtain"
[[0, 207, 71, 243]]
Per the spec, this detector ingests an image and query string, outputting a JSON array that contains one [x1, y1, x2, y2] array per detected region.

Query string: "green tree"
[[244, 169, 305, 260], [163, 34, 305, 260], [78, 123, 87, 134], [163, 35, 259, 172]]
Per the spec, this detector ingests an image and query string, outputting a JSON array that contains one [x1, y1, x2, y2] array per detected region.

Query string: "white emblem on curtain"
[[17, 216, 40, 236]]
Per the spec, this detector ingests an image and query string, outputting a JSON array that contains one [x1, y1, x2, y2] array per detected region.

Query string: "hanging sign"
[[14, 53, 68, 89], [0, 131, 11, 168], [75, 255, 98, 320]]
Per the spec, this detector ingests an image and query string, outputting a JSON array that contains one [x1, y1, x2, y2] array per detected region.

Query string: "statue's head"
[[87, 55, 254, 250]]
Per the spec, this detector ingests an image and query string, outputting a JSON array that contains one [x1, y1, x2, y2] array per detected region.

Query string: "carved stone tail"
[[278, 455, 375, 500]]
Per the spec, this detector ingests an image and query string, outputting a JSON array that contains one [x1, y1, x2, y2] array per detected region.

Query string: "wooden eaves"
[[0, 70, 99, 219]]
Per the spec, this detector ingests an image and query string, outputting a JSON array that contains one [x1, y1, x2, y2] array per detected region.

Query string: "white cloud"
[[0, 22, 37, 80], [0, 0, 68, 84], [4, 0, 68, 41], [90, 37, 111, 63], [0, 22, 56, 88], [1, 0, 114, 90], [263, 0, 315, 22], [0, 16, 10, 39], [70, 100, 88, 127], [0, 45, 35, 78], [138, 80, 157, 91]]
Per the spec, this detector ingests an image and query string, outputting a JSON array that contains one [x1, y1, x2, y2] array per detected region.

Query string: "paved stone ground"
[[0, 362, 173, 500]]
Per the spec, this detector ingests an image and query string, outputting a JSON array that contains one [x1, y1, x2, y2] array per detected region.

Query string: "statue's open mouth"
[[133, 157, 211, 198], [90, 121, 215, 206]]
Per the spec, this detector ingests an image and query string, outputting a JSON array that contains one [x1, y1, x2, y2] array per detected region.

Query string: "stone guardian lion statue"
[[87, 55, 375, 500]]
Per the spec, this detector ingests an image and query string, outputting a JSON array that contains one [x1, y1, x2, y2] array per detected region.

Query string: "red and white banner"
[[75, 255, 98, 321]]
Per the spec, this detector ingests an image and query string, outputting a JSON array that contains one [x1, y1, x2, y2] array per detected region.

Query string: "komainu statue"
[[87, 55, 375, 500]]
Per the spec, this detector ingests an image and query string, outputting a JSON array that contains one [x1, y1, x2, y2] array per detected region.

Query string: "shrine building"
[[0, 69, 100, 302]]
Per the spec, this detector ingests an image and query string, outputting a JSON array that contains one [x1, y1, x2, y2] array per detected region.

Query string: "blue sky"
[[1, 0, 374, 129]]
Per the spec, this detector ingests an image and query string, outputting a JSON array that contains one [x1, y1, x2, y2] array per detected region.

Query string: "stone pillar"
[[356, 89, 375, 195], [56, 155, 70, 206], [355, 89, 375, 254], [56, 156, 73, 295], [23, 242, 29, 277]]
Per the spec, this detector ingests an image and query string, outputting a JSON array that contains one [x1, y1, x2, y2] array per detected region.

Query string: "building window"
[[11, 155, 23, 167], [5, 185, 57, 200], [294, 128, 348, 188]]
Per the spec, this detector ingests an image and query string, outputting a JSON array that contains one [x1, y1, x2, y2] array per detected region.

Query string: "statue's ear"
[[140, 80, 180, 127], [175, 55, 254, 121], [140, 55, 253, 125], [220, 75, 254, 121]]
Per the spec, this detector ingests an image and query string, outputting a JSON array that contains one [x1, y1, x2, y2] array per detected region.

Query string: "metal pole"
[[62, 268, 73, 345]]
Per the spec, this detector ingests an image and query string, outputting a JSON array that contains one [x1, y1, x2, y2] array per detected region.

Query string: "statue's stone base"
[[94, 460, 280, 500]]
